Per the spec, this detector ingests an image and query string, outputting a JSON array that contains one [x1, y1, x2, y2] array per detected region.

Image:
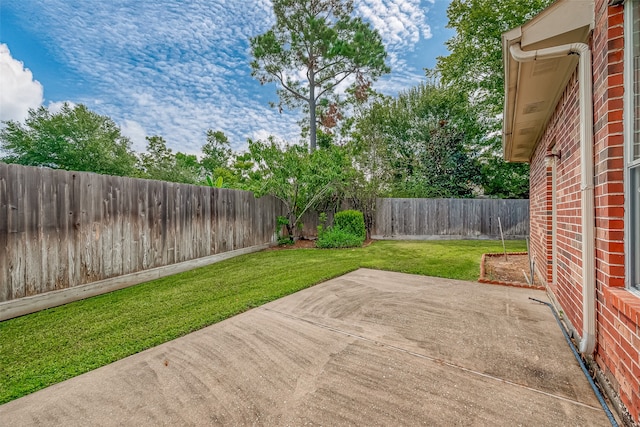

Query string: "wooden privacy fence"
[[373, 198, 529, 240], [0, 164, 284, 318], [0, 164, 530, 319]]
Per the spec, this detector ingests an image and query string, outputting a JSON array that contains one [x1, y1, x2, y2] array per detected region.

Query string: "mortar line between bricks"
[[261, 307, 603, 412]]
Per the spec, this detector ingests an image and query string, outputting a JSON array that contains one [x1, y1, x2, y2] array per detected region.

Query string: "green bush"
[[317, 212, 328, 238], [276, 216, 293, 245], [316, 209, 365, 249], [316, 227, 364, 248], [333, 210, 366, 240]]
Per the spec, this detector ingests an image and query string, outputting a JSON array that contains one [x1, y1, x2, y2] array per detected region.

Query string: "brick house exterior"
[[502, 0, 640, 423]]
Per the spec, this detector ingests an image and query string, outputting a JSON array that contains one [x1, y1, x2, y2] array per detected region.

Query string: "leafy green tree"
[[175, 152, 204, 184], [0, 103, 137, 176], [352, 82, 481, 199], [139, 136, 203, 184], [345, 98, 394, 232], [139, 136, 173, 181], [435, 0, 552, 117], [430, 0, 552, 199], [250, 0, 390, 151], [201, 130, 232, 173], [480, 157, 530, 198], [391, 125, 480, 198], [226, 152, 259, 190], [201, 130, 235, 188], [246, 137, 351, 237]]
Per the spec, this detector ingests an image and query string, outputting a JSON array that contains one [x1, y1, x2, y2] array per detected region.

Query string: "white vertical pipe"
[[509, 43, 596, 355]]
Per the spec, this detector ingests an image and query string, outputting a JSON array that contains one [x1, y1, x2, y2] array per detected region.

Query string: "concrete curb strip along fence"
[[0, 244, 270, 321], [0, 163, 285, 320]]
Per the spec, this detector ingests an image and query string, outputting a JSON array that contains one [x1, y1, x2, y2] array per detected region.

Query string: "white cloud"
[[120, 119, 149, 153], [0, 44, 43, 122], [355, 0, 433, 50], [46, 100, 76, 114], [250, 128, 272, 140], [14, 0, 292, 152], [4, 0, 440, 152], [352, 0, 436, 95]]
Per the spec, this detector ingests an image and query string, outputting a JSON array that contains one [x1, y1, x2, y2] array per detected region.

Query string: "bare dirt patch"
[[266, 239, 317, 250], [266, 238, 374, 251], [481, 253, 544, 289]]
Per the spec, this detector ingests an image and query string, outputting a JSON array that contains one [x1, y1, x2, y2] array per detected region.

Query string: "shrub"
[[276, 216, 293, 245], [316, 227, 364, 248], [333, 210, 366, 240], [316, 209, 365, 249], [317, 212, 328, 238]]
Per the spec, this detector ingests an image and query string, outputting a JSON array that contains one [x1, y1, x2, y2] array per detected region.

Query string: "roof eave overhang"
[[502, 0, 594, 163]]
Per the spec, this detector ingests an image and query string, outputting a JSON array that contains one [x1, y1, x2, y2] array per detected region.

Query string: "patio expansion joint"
[[260, 306, 603, 412]]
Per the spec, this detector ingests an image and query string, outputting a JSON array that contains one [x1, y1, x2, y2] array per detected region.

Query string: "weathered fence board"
[[373, 198, 529, 239], [0, 164, 285, 312]]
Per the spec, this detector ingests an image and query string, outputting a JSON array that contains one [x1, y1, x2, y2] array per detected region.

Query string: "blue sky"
[[0, 0, 453, 154]]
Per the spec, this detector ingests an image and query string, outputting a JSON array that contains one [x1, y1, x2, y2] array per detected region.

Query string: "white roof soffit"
[[502, 0, 594, 163]]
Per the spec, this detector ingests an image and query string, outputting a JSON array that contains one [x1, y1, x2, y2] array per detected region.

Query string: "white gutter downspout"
[[509, 42, 596, 355]]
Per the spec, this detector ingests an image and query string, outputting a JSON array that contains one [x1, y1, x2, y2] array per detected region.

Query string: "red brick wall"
[[593, 0, 626, 291], [529, 135, 549, 286], [592, 0, 640, 421], [529, 0, 640, 421], [533, 71, 585, 337]]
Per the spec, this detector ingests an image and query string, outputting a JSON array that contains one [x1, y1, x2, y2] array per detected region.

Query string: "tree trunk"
[[309, 69, 317, 152]]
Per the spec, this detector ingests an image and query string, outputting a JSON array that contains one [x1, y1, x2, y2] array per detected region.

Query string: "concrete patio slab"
[[0, 269, 610, 426]]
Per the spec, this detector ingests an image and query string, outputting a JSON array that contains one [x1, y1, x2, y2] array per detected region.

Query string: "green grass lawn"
[[0, 239, 526, 404]]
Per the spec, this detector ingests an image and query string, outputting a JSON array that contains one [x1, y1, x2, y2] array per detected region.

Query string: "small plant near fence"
[[276, 216, 294, 245], [205, 175, 224, 188], [316, 210, 366, 248]]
